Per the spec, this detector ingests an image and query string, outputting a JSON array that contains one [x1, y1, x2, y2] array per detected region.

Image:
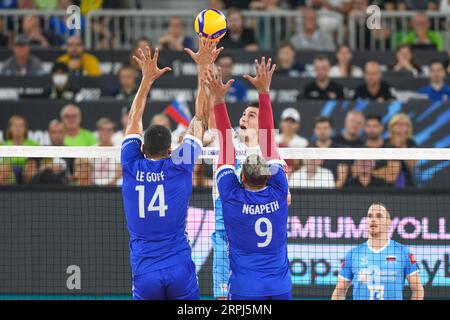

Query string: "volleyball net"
[[0, 146, 449, 300]]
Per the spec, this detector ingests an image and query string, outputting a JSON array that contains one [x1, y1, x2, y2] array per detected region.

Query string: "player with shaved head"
[[332, 202, 424, 300]]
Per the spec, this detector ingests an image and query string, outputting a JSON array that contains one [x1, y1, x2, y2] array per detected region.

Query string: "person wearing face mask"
[[46, 63, 77, 100]]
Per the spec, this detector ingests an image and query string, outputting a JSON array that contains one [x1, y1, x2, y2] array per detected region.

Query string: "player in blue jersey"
[[121, 39, 222, 300], [206, 58, 292, 300], [332, 202, 424, 300]]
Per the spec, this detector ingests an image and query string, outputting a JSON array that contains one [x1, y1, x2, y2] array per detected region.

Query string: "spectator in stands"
[[311, 116, 349, 188], [418, 61, 450, 101], [113, 64, 138, 100], [363, 114, 400, 185], [387, 113, 417, 187], [354, 61, 395, 102], [159, 16, 194, 51], [27, 157, 68, 185], [57, 35, 101, 76], [46, 62, 77, 100], [94, 118, 121, 186], [48, 119, 65, 147], [0, 35, 44, 76], [303, 55, 345, 99], [112, 106, 129, 146], [289, 159, 336, 189], [277, 107, 307, 175], [275, 42, 305, 77], [130, 37, 153, 71], [60, 104, 97, 146], [226, 0, 252, 8], [220, 7, 258, 51], [329, 44, 363, 78], [390, 44, 421, 77], [2, 114, 39, 183], [49, 0, 85, 37], [22, 15, 63, 48], [398, 12, 444, 52], [35, 0, 58, 10], [217, 53, 248, 102], [277, 107, 308, 148], [394, 0, 438, 11], [192, 164, 214, 187], [333, 110, 365, 147], [73, 158, 94, 186], [344, 160, 387, 188], [0, 0, 17, 8], [150, 113, 171, 130], [290, 8, 335, 51]]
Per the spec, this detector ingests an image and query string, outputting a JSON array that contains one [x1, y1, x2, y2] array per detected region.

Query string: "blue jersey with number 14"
[[216, 160, 292, 297], [121, 133, 202, 276]]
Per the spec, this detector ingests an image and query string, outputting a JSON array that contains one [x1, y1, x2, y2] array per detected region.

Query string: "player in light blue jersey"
[[332, 202, 424, 300], [206, 58, 292, 300], [121, 39, 222, 300]]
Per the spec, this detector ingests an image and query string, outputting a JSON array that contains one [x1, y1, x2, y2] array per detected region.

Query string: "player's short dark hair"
[[242, 154, 270, 187], [143, 125, 172, 158], [366, 114, 382, 123], [247, 102, 259, 109], [314, 116, 332, 128]]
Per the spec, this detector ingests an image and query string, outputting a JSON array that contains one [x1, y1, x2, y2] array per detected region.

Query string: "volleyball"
[[194, 9, 227, 41]]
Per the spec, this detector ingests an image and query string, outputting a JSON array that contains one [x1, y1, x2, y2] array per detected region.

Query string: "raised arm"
[[125, 46, 171, 136], [185, 36, 223, 124], [207, 67, 235, 167], [243, 57, 279, 160]]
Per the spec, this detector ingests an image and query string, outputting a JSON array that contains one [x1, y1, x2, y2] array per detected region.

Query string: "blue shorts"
[[229, 291, 292, 300], [132, 260, 200, 300]]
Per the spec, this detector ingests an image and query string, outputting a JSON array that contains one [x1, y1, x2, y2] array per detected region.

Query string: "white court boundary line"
[[0, 146, 450, 160]]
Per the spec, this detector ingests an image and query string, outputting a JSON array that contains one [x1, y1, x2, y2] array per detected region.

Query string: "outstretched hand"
[[206, 66, 234, 105], [132, 46, 172, 84], [243, 56, 276, 94], [184, 36, 224, 67]]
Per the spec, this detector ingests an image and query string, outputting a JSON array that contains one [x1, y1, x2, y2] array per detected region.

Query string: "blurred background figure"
[[290, 8, 335, 51], [60, 104, 97, 146], [2, 114, 39, 183], [159, 16, 194, 51], [45, 62, 77, 100], [333, 110, 365, 147], [418, 61, 450, 101], [329, 44, 363, 78], [220, 7, 258, 51], [73, 158, 94, 186], [217, 54, 248, 102], [0, 35, 44, 76], [112, 107, 130, 146], [94, 118, 121, 186], [345, 160, 387, 188], [303, 55, 345, 99], [289, 159, 335, 189], [57, 35, 101, 76], [22, 15, 63, 48], [113, 64, 138, 100], [390, 45, 421, 77], [354, 61, 395, 101], [275, 42, 305, 77]]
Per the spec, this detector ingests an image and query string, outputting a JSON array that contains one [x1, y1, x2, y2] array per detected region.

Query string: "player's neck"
[[368, 236, 389, 252], [243, 183, 266, 191]]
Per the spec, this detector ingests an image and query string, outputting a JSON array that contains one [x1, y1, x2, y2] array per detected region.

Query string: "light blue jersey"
[[339, 240, 419, 300]]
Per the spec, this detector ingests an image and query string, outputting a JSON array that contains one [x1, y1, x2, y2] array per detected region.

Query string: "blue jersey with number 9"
[[216, 160, 292, 297], [121, 133, 202, 276]]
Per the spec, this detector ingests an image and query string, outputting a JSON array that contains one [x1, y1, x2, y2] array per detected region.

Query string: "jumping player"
[[207, 58, 292, 300], [120, 40, 221, 300], [332, 202, 424, 300]]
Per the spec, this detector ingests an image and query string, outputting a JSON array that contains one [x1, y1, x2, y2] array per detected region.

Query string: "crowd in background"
[[0, 103, 418, 189], [0, 0, 447, 189]]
